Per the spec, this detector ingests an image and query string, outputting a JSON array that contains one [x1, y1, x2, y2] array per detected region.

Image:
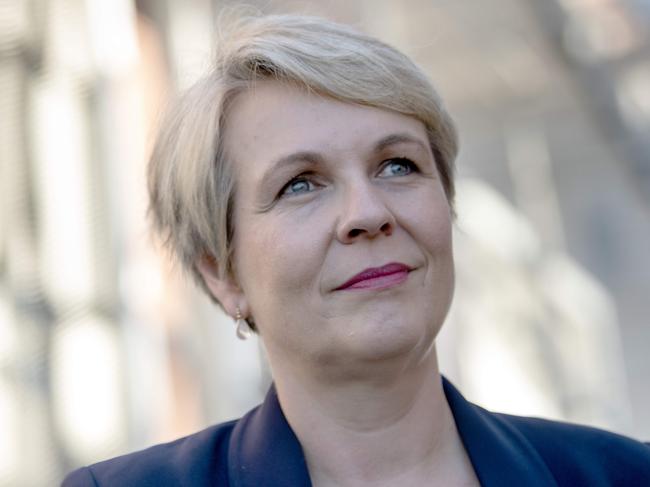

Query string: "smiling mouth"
[[335, 263, 411, 291]]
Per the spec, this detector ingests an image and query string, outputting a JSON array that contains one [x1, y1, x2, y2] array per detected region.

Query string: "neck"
[[271, 347, 477, 486]]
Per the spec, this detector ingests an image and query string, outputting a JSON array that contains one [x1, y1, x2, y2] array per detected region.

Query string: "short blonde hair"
[[148, 14, 458, 300]]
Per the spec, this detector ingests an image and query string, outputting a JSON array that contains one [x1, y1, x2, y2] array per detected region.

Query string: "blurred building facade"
[[0, 0, 648, 485]]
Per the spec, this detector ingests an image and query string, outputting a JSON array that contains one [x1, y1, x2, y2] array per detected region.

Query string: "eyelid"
[[278, 172, 320, 198], [377, 157, 419, 176]]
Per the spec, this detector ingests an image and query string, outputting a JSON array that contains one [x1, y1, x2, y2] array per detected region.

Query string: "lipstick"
[[336, 263, 411, 291]]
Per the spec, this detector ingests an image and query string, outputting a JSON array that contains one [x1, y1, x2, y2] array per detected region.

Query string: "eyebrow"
[[373, 133, 430, 153], [258, 132, 430, 190]]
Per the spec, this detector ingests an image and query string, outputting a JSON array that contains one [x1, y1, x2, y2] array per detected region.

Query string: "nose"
[[336, 181, 396, 243]]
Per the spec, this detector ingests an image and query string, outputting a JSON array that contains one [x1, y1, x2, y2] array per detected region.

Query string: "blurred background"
[[1, 0, 649, 485]]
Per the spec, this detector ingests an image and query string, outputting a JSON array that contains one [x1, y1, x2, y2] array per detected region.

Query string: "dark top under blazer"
[[62, 377, 650, 486]]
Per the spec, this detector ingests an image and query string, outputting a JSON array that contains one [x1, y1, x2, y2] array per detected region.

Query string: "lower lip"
[[341, 270, 409, 291]]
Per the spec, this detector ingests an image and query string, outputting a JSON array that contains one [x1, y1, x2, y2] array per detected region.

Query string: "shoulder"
[[61, 420, 237, 487], [496, 412, 650, 484]]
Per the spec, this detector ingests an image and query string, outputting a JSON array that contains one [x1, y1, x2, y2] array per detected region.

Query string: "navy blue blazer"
[[62, 378, 650, 486]]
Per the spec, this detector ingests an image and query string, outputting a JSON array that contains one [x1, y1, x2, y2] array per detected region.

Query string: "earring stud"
[[235, 307, 253, 340]]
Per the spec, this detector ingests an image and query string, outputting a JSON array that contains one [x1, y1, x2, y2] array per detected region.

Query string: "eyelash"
[[277, 157, 419, 199], [378, 157, 418, 177], [278, 172, 319, 198]]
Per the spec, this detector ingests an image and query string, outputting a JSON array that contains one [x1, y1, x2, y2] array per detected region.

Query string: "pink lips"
[[336, 263, 411, 291]]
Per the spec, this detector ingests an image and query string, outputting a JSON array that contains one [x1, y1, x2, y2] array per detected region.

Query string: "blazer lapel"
[[228, 384, 312, 487], [443, 377, 558, 486]]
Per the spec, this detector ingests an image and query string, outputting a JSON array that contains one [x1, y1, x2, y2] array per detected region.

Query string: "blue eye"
[[280, 176, 316, 197], [379, 158, 416, 177]]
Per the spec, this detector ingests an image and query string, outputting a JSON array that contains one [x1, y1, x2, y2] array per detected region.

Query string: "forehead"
[[222, 81, 430, 177]]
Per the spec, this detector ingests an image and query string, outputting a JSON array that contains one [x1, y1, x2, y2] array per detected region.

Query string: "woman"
[[63, 14, 650, 486]]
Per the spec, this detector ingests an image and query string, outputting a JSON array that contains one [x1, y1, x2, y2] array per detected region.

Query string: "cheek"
[[427, 211, 453, 255], [396, 187, 453, 254], [235, 213, 326, 299]]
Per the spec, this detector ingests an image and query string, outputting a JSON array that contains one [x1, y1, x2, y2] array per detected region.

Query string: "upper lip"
[[335, 262, 412, 290]]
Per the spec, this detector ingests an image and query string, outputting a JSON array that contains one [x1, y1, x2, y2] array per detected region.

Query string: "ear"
[[196, 255, 249, 319]]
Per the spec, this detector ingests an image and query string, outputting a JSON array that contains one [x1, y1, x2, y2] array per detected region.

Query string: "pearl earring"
[[235, 307, 252, 340]]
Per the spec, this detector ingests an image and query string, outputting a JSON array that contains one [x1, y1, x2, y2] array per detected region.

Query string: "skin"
[[198, 81, 479, 486]]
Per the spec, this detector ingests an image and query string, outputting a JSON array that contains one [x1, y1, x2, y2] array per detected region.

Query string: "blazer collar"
[[228, 385, 311, 487], [228, 377, 557, 486], [442, 378, 557, 486]]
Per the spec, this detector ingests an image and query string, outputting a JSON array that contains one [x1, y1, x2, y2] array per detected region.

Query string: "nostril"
[[346, 222, 392, 240]]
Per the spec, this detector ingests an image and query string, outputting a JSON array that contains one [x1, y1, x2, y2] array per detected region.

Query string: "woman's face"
[[219, 81, 454, 375]]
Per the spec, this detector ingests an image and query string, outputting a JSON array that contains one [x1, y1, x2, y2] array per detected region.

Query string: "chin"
[[335, 314, 438, 368]]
